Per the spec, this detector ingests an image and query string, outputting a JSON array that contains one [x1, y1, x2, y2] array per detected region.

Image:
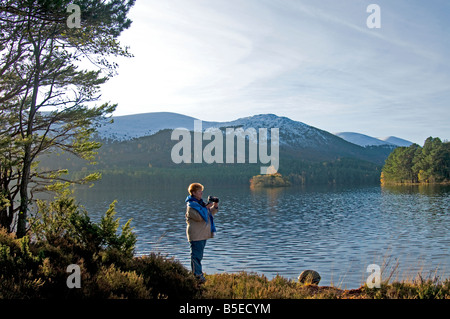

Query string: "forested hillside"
[[381, 137, 450, 185], [38, 128, 392, 188]]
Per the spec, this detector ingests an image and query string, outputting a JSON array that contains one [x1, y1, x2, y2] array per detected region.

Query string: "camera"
[[207, 195, 219, 204]]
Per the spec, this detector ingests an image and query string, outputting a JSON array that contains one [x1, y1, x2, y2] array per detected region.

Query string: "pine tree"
[[382, 137, 450, 185], [0, 0, 135, 236]]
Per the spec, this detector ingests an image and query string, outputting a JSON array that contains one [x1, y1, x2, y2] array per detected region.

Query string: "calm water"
[[74, 184, 450, 289]]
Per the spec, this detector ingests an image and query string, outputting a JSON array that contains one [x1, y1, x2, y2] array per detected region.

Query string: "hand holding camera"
[[207, 195, 219, 209]]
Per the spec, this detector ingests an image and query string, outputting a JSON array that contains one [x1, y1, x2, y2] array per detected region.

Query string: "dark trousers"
[[189, 240, 206, 277]]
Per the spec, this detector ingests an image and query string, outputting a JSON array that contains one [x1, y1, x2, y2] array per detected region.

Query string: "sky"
[[97, 0, 450, 145]]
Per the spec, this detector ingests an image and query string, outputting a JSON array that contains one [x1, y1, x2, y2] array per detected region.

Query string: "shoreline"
[[201, 271, 450, 299]]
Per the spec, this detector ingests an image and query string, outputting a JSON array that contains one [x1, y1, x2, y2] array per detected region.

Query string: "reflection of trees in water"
[[381, 184, 450, 196], [250, 186, 285, 214]]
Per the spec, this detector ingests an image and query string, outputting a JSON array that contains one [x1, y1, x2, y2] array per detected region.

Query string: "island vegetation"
[[250, 172, 291, 188], [381, 137, 450, 185]]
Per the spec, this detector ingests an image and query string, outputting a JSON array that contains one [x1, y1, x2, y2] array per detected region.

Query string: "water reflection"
[[382, 184, 450, 196], [250, 187, 285, 215]]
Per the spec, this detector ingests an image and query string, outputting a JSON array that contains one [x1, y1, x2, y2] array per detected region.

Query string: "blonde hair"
[[188, 183, 204, 195]]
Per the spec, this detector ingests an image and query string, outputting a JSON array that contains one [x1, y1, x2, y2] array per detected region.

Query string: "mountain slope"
[[334, 132, 395, 147], [99, 112, 411, 148], [39, 112, 400, 187], [378, 136, 413, 147], [94, 112, 397, 165], [334, 132, 413, 147], [95, 112, 398, 165], [97, 112, 200, 141]]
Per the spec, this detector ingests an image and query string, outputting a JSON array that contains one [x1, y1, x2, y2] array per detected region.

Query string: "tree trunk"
[[16, 149, 31, 237], [16, 38, 40, 238]]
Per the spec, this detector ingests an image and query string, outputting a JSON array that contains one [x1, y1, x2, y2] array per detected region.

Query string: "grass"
[[200, 271, 450, 299], [199, 248, 450, 299]]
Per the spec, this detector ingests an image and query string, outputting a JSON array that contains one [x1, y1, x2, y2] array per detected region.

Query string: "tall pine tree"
[[0, 0, 135, 236]]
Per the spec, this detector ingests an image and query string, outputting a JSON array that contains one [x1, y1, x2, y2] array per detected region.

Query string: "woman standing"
[[185, 183, 219, 282]]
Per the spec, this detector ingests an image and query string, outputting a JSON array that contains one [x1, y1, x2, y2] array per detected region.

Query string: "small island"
[[381, 137, 450, 185], [250, 172, 291, 188]]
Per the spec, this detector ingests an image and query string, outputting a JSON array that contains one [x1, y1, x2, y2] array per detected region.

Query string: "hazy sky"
[[98, 0, 450, 144]]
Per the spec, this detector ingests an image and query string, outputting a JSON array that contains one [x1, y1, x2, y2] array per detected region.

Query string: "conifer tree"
[[382, 137, 450, 185], [0, 0, 135, 236]]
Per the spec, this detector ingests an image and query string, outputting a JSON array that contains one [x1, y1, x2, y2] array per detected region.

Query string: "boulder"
[[298, 270, 321, 285]]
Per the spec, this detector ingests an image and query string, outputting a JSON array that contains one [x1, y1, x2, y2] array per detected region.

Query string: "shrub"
[[203, 272, 369, 299], [0, 229, 43, 298], [131, 253, 202, 299], [95, 264, 150, 299], [0, 193, 142, 298], [0, 194, 203, 299], [361, 275, 450, 299], [32, 195, 137, 259]]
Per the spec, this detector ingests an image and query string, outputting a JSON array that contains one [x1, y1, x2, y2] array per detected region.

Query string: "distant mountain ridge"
[[334, 132, 412, 147], [40, 112, 404, 187], [88, 111, 405, 169], [97, 112, 412, 149]]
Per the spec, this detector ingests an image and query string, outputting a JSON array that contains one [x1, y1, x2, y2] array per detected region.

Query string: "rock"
[[298, 270, 321, 285]]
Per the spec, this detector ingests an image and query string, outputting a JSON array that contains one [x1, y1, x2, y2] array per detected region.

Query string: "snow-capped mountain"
[[334, 132, 412, 147], [98, 112, 337, 147], [209, 114, 336, 147], [37, 112, 418, 187], [95, 112, 410, 165], [96, 112, 201, 140]]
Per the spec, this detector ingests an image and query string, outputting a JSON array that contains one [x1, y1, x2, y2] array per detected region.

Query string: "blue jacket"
[[185, 195, 217, 240]]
